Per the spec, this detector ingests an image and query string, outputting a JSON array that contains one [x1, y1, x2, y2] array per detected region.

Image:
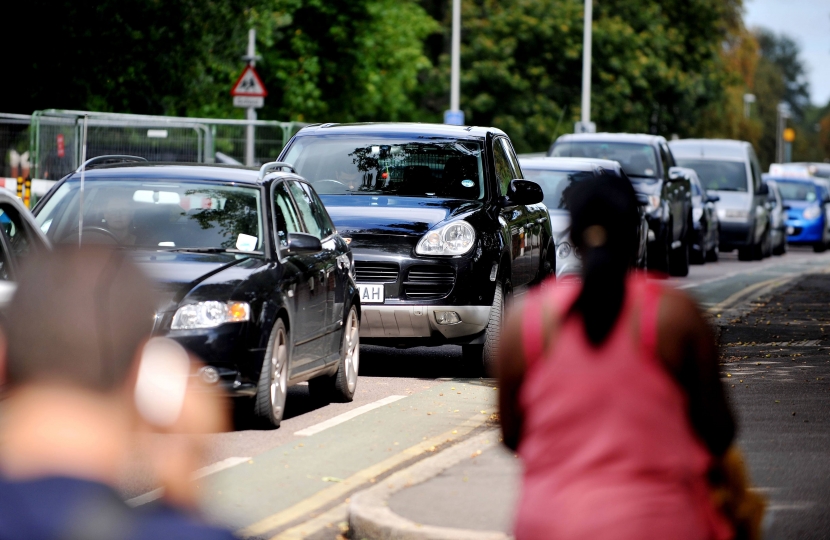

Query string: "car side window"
[[501, 138, 523, 180], [749, 151, 763, 192], [493, 138, 514, 196], [272, 181, 303, 250], [0, 206, 31, 259], [287, 181, 324, 239], [299, 182, 335, 238], [659, 145, 671, 179]]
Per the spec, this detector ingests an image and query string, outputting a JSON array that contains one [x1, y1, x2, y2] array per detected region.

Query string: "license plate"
[[358, 284, 385, 304]]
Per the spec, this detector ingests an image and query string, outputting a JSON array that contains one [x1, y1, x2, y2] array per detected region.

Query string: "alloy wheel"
[[344, 308, 360, 393], [270, 326, 289, 418]]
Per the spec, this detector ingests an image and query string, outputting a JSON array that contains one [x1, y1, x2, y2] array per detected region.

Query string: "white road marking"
[[126, 456, 251, 507], [294, 395, 407, 437]]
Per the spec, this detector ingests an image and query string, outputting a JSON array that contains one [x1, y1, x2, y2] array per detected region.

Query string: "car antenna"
[[78, 115, 88, 247]]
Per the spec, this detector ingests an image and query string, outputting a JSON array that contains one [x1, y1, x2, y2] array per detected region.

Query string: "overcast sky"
[[744, 0, 830, 106]]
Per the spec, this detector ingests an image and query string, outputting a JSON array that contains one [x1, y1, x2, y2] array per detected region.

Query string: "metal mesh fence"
[[30, 110, 308, 179], [0, 114, 31, 178]]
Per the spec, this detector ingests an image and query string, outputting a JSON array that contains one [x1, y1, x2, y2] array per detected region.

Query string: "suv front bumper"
[[360, 304, 490, 339]]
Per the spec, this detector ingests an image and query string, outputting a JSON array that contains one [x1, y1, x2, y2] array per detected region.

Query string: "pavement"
[[348, 267, 830, 540]]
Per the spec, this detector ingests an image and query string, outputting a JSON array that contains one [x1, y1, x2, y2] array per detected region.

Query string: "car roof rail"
[[258, 161, 296, 179], [75, 155, 148, 173]]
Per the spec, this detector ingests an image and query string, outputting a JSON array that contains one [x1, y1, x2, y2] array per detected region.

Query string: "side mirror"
[[667, 166, 686, 182], [782, 204, 791, 211], [504, 179, 544, 206], [707, 194, 720, 203], [287, 232, 322, 253], [757, 183, 769, 196], [635, 193, 650, 206]]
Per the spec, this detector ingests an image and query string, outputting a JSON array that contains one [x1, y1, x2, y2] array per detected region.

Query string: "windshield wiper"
[[160, 247, 263, 255]]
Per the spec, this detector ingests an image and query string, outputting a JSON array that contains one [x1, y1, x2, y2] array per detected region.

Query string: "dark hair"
[[566, 171, 639, 346], [2, 246, 158, 391]]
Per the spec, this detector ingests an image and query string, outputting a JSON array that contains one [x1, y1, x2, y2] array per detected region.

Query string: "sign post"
[[231, 29, 267, 167], [444, 0, 464, 126]]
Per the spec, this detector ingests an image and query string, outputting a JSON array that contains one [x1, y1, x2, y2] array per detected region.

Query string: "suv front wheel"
[[462, 282, 505, 377]]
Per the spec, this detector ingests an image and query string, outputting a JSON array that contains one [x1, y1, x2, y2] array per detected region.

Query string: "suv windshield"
[[282, 137, 485, 200], [35, 179, 263, 251], [550, 142, 659, 181], [674, 159, 748, 192], [522, 169, 593, 210], [775, 180, 819, 202]]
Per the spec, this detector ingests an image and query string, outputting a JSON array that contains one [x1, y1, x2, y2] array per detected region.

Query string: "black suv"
[[279, 123, 553, 371], [549, 133, 692, 276]]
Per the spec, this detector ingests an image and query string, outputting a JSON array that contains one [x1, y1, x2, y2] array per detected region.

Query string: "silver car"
[[669, 139, 771, 261], [519, 157, 648, 279]]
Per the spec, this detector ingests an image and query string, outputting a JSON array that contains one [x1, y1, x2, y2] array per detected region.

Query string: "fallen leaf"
[[322, 476, 343, 483], [726, 373, 732, 378], [471, 450, 482, 458], [775, 400, 780, 403], [452, 430, 458, 434]]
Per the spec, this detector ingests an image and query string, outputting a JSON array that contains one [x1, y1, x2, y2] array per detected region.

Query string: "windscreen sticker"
[[236, 234, 258, 251], [644, 168, 654, 176], [461, 179, 475, 188]]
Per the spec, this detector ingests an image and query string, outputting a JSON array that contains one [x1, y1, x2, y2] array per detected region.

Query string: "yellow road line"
[[269, 502, 348, 540], [237, 410, 494, 538], [706, 276, 795, 315]]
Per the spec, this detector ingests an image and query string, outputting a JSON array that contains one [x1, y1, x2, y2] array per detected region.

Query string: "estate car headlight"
[[645, 195, 661, 214], [803, 206, 822, 221], [556, 242, 572, 259], [416, 221, 476, 256], [171, 301, 251, 330]]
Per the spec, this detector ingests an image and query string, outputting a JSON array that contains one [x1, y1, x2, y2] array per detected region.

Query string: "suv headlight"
[[556, 242, 572, 259], [171, 301, 250, 330], [803, 206, 822, 220], [416, 221, 476, 256]]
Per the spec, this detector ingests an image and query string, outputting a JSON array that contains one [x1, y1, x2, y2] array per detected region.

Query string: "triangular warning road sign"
[[231, 66, 268, 97]]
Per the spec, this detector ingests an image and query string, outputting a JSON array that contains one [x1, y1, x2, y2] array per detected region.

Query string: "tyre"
[[705, 243, 719, 262], [813, 242, 826, 253], [690, 246, 705, 265], [668, 237, 690, 277], [761, 230, 772, 259], [647, 237, 669, 273], [772, 235, 786, 256], [253, 318, 290, 428], [737, 245, 755, 261], [309, 305, 360, 403], [461, 282, 504, 377], [531, 239, 555, 286]]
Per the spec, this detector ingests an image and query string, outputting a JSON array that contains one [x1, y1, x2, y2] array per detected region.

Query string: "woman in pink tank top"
[[497, 174, 735, 540]]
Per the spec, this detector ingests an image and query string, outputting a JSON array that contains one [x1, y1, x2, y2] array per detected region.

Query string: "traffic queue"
[[3, 122, 828, 427]]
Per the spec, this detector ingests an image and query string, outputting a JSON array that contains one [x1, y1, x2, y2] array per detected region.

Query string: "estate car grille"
[[403, 265, 456, 299], [354, 261, 400, 283]]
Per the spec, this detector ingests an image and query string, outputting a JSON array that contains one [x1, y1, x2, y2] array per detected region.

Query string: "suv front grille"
[[354, 261, 400, 283], [403, 265, 455, 299]]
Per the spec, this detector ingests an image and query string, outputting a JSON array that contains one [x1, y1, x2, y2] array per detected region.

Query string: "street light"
[[444, 0, 464, 125], [575, 0, 595, 133], [743, 93, 756, 119], [776, 102, 791, 164]]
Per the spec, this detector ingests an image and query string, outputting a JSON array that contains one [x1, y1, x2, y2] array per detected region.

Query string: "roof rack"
[[258, 161, 296, 179], [75, 155, 148, 173]]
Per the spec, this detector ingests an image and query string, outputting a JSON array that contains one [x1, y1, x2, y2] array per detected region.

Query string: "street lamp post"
[[575, 0, 595, 133], [444, 0, 464, 125], [743, 93, 756, 119], [776, 102, 791, 164]]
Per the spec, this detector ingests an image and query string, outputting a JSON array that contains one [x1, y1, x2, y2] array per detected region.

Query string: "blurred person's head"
[[565, 173, 639, 345], [3, 246, 155, 393]]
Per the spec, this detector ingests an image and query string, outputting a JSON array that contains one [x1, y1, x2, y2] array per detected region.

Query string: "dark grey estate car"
[[279, 123, 553, 372], [549, 133, 693, 276]]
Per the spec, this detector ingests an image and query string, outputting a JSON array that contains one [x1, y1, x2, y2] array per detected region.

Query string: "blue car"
[[773, 177, 830, 252]]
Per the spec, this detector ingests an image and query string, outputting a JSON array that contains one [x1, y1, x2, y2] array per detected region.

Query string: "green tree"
[[417, 0, 741, 153], [255, 0, 439, 123]]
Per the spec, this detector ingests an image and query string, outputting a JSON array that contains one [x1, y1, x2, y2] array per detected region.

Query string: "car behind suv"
[[669, 139, 770, 261], [279, 123, 553, 372], [549, 133, 692, 276]]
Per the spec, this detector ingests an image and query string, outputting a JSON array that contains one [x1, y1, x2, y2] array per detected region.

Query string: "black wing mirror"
[[504, 179, 544, 206], [757, 182, 770, 196], [635, 193, 650, 206], [287, 232, 322, 253], [707, 194, 720, 203]]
